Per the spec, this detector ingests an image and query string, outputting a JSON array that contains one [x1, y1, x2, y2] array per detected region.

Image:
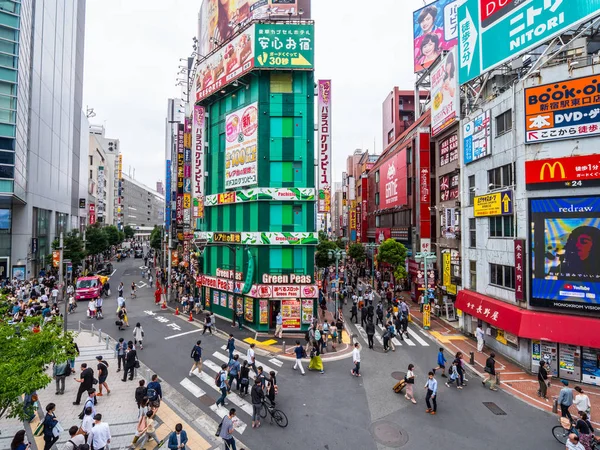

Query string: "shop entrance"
[[270, 299, 280, 329]]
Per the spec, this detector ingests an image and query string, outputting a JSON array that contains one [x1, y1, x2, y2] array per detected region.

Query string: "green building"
[[195, 23, 317, 333]]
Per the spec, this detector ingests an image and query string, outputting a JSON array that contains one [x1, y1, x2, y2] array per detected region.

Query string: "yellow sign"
[[496, 329, 508, 345], [473, 190, 513, 217], [443, 252, 451, 286], [447, 284, 457, 295], [52, 250, 60, 268], [213, 232, 242, 243], [540, 162, 565, 180], [183, 194, 191, 209], [423, 307, 431, 329], [184, 133, 191, 149]]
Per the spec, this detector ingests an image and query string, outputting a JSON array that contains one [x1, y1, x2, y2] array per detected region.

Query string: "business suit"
[[122, 348, 137, 381]]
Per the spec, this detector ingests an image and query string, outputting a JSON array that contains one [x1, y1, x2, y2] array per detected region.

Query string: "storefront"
[[456, 290, 600, 384]]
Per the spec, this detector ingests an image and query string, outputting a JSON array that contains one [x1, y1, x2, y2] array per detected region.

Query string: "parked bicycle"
[[259, 399, 288, 428]]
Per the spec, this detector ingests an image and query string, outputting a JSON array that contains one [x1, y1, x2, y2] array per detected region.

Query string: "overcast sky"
[[84, 0, 428, 188]]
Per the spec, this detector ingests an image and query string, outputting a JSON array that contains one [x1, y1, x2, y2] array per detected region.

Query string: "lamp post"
[[414, 251, 436, 330], [328, 249, 346, 315], [365, 243, 378, 288]]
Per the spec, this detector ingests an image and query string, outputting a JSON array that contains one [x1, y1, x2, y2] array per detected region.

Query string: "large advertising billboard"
[[431, 49, 459, 136], [530, 195, 600, 313], [525, 75, 600, 143], [379, 150, 408, 210], [318, 80, 331, 212], [412, 0, 458, 73], [525, 154, 600, 190], [463, 110, 491, 164], [459, 0, 600, 85], [192, 105, 205, 209], [225, 102, 258, 189]]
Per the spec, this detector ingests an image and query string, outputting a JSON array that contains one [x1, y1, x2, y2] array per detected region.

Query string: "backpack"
[[190, 346, 199, 359], [68, 440, 89, 450], [64, 364, 72, 376], [146, 387, 158, 401], [214, 371, 223, 387]]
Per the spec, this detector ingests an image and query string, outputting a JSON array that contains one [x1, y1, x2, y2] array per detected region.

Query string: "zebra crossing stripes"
[[179, 378, 205, 398], [193, 367, 254, 417], [218, 345, 279, 375], [269, 358, 284, 368], [210, 404, 247, 434], [354, 323, 431, 348]]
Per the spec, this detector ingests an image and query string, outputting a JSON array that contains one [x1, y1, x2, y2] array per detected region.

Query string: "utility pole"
[[167, 233, 172, 303], [82, 227, 86, 275]]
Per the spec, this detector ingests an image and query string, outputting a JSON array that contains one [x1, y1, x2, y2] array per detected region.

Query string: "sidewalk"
[[25, 330, 244, 450]]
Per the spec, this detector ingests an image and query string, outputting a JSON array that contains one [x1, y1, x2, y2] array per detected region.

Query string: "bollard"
[[78, 321, 81, 333], [469, 351, 475, 365], [282, 341, 286, 353], [105, 335, 110, 350], [98, 329, 102, 343]]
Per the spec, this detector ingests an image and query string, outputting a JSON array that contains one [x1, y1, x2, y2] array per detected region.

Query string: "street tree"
[[150, 226, 162, 250], [377, 238, 408, 282], [348, 243, 366, 262], [124, 225, 135, 239], [104, 225, 121, 247], [85, 225, 109, 256], [51, 231, 86, 266], [118, 231, 125, 243], [315, 239, 339, 268], [0, 299, 76, 422]]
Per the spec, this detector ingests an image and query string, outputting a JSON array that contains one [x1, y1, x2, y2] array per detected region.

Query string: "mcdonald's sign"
[[525, 154, 600, 190]]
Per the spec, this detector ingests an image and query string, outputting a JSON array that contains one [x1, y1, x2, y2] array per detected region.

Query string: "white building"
[[121, 174, 165, 237]]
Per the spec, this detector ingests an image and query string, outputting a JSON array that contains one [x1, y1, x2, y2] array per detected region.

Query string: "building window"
[[375, 192, 379, 206], [469, 218, 476, 248], [468, 175, 475, 205], [488, 163, 513, 189], [407, 177, 412, 196], [469, 260, 477, 289], [375, 170, 380, 184], [490, 263, 515, 289], [390, 98, 394, 122], [387, 129, 394, 144], [375, 215, 380, 227], [89, 155, 93, 166], [489, 215, 514, 238], [270, 73, 293, 93], [495, 109, 512, 136], [399, 98, 404, 110], [406, 148, 412, 164], [89, 170, 93, 180]]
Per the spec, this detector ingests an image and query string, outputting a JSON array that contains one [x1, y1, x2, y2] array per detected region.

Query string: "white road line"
[[164, 329, 202, 340], [210, 404, 247, 434], [217, 348, 278, 375], [354, 325, 368, 344], [269, 358, 283, 367], [180, 378, 206, 398], [391, 337, 402, 346], [196, 365, 254, 416], [407, 325, 429, 346], [109, 269, 116, 277]]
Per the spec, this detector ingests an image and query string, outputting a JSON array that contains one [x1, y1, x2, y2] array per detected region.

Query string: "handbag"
[[484, 366, 492, 374], [134, 360, 141, 369], [52, 422, 64, 438], [215, 416, 225, 437]]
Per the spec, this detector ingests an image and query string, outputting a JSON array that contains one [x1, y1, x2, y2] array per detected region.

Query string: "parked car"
[[134, 249, 143, 258]]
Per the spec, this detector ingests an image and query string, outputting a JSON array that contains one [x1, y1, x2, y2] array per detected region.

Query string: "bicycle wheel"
[[259, 403, 268, 419], [272, 409, 288, 428], [552, 425, 569, 445]]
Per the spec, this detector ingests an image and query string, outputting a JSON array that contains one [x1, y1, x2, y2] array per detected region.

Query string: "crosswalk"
[[178, 347, 284, 435], [354, 323, 430, 348]]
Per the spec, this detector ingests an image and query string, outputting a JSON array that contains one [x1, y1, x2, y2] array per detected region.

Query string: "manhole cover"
[[391, 371, 406, 381], [483, 402, 507, 415], [369, 420, 409, 448]]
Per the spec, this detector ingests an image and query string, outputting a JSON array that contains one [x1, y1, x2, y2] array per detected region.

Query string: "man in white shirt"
[[351, 343, 361, 377], [66, 425, 85, 450], [566, 433, 585, 450], [51, 287, 59, 304], [247, 343, 258, 375], [476, 325, 485, 352], [80, 407, 95, 436], [88, 414, 111, 450]]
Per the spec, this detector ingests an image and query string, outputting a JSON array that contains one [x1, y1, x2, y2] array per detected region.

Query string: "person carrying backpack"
[[375, 302, 384, 326], [189, 340, 203, 376], [215, 364, 229, 407], [146, 374, 162, 408]]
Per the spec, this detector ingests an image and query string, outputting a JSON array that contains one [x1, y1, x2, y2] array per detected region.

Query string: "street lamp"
[[414, 251, 436, 330], [364, 243, 378, 288], [328, 249, 346, 315]]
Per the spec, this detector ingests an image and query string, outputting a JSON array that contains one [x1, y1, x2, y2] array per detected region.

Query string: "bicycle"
[[259, 399, 288, 427]]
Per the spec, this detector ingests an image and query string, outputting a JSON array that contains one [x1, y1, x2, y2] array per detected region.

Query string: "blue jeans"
[[223, 437, 237, 450], [216, 387, 227, 406], [228, 349, 234, 361]]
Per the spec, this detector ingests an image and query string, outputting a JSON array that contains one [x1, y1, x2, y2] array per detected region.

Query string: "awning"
[[456, 290, 600, 349]]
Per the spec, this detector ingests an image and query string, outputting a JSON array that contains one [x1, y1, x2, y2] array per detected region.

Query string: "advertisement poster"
[[439, 133, 458, 166], [225, 102, 258, 189], [206, 187, 315, 205], [463, 111, 491, 164], [379, 151, 408, 209], [213, 291, 220, 305], [582, 347, 600, 385], [259, 299, 269, 324], [530, 195, 600, 312], [88, 203, 96, 225], [192, 105, 205, 201], [228, 294, 234, 310], [431, 49, 459, 136], [525, 154, 600, 191], [281, 299, 301, 329], [318, 80, 331, 212], [195, 231, 318, 246], [413, 0, 458, 72], [171, 251, 179, 267], [12, 265, 25, 281], [205, 288, 211, 308], [244, 297, 254, 322], [301, 299, 313, 324], [220, 291, 227, 307]]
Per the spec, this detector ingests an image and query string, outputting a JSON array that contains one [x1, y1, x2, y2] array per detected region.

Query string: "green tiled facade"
[[200, 71, 316, 332]]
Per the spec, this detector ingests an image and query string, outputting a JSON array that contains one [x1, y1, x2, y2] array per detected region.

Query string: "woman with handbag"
[[42, 403, 60, 450], [133, 323, 144, 350], [405, 364, 417, 404]]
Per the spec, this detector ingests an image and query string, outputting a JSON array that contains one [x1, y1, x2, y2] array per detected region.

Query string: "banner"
[[443, 252, 451, 286], [281, 299, 301, 329], [244, 297, 254, 322], [439, 133, 458, 166], [259, 300, 269, 324], [439, 173, 459, 201], [413, 0, 458, 72], [463, 111, 491, 164], [192, 106, 205, 207], [431, 49, 459, 136], [379, 151, 408, 209], [225, 102, 258, 189], [176, 124, 184, 224], [205, 188, 315, 205], [318, 80, 331, 212], [165, 160, 171, 228], [88, 203, 96, 225], [301, 299, 313, 324], [443, 207, 457, 238], [473, 190, 513, 217], [514, 239, 525, 301], [525, 154, 600, 190], [195, 231, 318, 246], [458, 0, 600, 84]]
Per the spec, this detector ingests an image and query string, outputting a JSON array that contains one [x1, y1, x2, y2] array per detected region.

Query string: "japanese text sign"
[[255, 24, 314, 69], [514, 239, 525, 301], [225, 102, 258, 189], [192, 105, 205, 201], [463, 110, 491, 164], [525, 154, 600, 190], [318, 80, 331, 212], [440, 133, 459, 166], [213, 232, 242, 243], [431, 49, 459, 136], [473, 190, 513, 217]]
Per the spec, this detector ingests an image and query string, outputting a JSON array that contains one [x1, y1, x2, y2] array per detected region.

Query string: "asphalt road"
[[66, 256, 562, 450]]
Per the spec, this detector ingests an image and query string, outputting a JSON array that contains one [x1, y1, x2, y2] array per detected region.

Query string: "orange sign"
[[218, 192, 236, 204], [171, 251, 179, 267], [525, 154, 600, 190], [52, 250, 60, 268]]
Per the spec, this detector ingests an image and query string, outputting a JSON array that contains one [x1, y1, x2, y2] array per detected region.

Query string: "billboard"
[[412, 0, 458, 72], [165, 160, 171, 228], [530, 195, 600, 312], [439, 172, 459, 201], [318, 80, 331, 212], [195, 23, 314, 102], [458, 0, 600, 84], [525, 75, 600, 143], [473, 190, 513, 217], [525, 154, 600, 190], [197, 0, 299, 59], [431, 49, 459, 136], [439, 133, 458, 166], [193, 105, 205, 208], [225, 102, 258, 189], [463, 110, 491, 164], [379, 151, 408, 209]]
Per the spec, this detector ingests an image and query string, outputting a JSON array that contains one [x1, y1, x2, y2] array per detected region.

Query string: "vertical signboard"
[[514, 239, 525, 302], [361, 177, 368, 243], [463, 110, 491, 164], [225, 102, 258, 189], [183, 116, 192, 228], [165, 160, 171, 229], [356, 202, 362, 242], [318, 80, 331, 212], [413, 0, 458, 73], [97, 166, 105, 220], [419, 132, 431, 251], [431, 49, 459, 136], [443, 251, 451, 286], [176, 124, 184, 224], [192, 105, 205, 215], [88, 203, 96, 225]]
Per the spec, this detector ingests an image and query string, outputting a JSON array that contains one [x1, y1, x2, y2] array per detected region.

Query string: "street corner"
[[430, 330, 468, 344], [243, 336, 281, 354]]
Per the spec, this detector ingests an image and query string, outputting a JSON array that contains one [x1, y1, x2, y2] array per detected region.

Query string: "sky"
[[84, 0, 429, 188]]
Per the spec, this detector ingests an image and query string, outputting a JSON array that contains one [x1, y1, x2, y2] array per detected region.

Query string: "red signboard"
[[376, 228, 391, 244], [88, 203, 96, 225], [514, 239, 525, 302], [361, 177, 368, 243], [525, 154, 600, 190], [419, 133, 431, 240], [379, 150, 407, 209]]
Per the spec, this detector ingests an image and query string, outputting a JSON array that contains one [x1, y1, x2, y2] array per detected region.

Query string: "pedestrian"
[[80, 406, 94, 439], [266, 371, 277, 406], [219, 408, 238, 450], [118, 282, 124, 298], [350, 303, 358, 324], [133, 322, 144, 350], [247, 343, 258, 375], [454, 352, 465, 388], [226, 334, 235, 361], [73, 363, 94, 405], [476, 323, 485, 352], [83, 389, 97, 415], [228, 355, 241, 392], [330, 321, 338, 351], [375, 301, 384, 326], [87, 299, 96, 319], [146, 374, 163, 407], [42, 403, 59, 450], [293, 340, 306, 375], [96, 356, 110, 396], [308, 343, 325, 374], [445, 360, 461, 389], [382, 325, 390, 352], [135, 380, 147, 408], [435, 348, 447, 378], [189, 340, 203, 376], [360, 304, 367, 327], [64, 425, 85, 450], [537, 360, 549, 400], [566, 433, 586, 450], [53, 360, 69, 395], [574, 386, 592, 420], [483, 352, 498, 391], [202, 313, 213, 335], [10, 429, 30, 450], [424, 371, 438, 415], [557, 379, 574, 421], [274, 311, 283, 339], [351, 342, 361, 377], [336, 313, 344, 344], [575, 411, 595, 450], [251, 379, 264, 429], [365, 319, 375, 349], [405, 364, 417, 403], [387, 321, 396, 352], [215, 364, 229, 407], [115, 338, 126, 372], [239, 361, 250, 396], [122, 341, 137, 382], [88, 414, 111, 450], [148, 274, 153, 288]]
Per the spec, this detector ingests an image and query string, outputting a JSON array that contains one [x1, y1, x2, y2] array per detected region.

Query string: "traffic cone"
[[161, 301, 167, 310], [175, 307, 179, 316], [188, 312, 193, 322]]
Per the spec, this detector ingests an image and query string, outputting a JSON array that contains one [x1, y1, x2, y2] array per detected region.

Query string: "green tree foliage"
[[348, 243, 366, 262], [85, 225, 108, 256], [377, 238, 408, 281], [150, 226, 162, 250], [335, 238, 345, 249], [0, 300, 76, 421], [315, 240, 339, 268], [118, 231, 125, 243], [104, 225, 121, 247], [124, 225, 135, 239]]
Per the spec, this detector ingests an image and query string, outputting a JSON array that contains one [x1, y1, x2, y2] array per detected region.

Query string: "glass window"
[[375, 192, 379, 206], [469, 260, 476, 289], [468, 175, 475, 205], [270, 247, 283, 271], [495, 109, 512, 136], [0, 52, 16, 68], [270, 73, 293, 93], [469, 218, 476, 248], [0, 80, 15, 96], [375, 170, 380, 183], [489, 263, 515, 289], [488, 164, 513, 189], [489, 215, 514, 238]]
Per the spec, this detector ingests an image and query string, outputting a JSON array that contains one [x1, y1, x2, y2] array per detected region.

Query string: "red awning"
[[456, 290, 600, 349]]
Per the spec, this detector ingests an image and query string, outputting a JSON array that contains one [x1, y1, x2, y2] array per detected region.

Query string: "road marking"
[[355, 325, 368, 343], [136, 282, 148, 288], [165, 329, 202, 340], [243, 337, 278, 346], [407, 326, 429, 346], [217, 347, 279, 375], [110, 269, 116, 277], [391, 337, 402, 346], [210, 404, 247, 434], [196, 366, 254, 416], [430, 331, 467, 344], [180, 378, 206, 397], [269, 358, 283, 368]]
